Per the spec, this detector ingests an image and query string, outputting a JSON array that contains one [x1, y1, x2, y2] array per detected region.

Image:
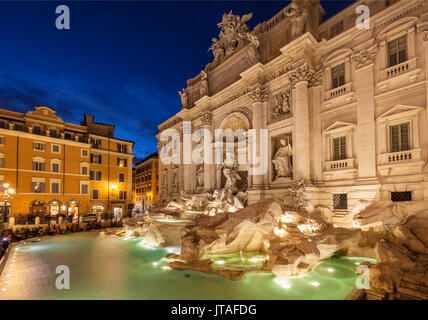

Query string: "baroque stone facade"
[[157, 0, 428, 213]]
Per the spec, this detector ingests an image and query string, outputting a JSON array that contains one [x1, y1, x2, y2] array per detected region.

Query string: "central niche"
[[271, 133, 293, 182]]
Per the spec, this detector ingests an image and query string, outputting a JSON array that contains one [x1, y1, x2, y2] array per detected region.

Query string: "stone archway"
[[30, 199, 47, 217]]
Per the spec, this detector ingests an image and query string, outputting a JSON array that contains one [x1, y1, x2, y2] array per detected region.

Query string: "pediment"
[[27, 106, 63, 122], [378, 105, 422, 119], [323, 121, 356, 133]]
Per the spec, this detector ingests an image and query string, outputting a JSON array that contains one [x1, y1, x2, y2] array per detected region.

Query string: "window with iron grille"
[[387, 35, 407, 67], [391, 191, 412, 202], [390, 123, 409, 152], [331, 63, 345, 89], [333, 194, 347, 210]]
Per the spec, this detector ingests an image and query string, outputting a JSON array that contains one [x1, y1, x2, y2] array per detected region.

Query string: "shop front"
[[67, 200, 80, 222], [30, 200, 46, 217]]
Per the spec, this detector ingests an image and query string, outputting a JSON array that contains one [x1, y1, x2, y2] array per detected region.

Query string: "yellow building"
[[132, 153, 158, 212], [0, 106, 134, 221]]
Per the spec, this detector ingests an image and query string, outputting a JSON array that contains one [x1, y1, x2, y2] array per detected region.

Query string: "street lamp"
[[0, 183, 14, 223]]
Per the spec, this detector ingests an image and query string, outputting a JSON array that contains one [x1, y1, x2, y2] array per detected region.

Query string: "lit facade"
[[132, 153, 159, 212], [157, 0, 428, 212], [0, 106, 134, 220]]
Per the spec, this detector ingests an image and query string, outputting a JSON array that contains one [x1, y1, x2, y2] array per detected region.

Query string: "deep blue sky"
[[0, 0, 352, 161]]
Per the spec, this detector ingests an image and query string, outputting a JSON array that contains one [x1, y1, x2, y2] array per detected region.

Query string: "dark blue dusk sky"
[[0, 0, 352, 161]]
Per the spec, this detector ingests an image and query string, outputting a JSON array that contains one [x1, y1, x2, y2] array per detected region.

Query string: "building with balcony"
[[132, 153, 159, 212], [0, 106, 134, 221], [156, 0, 428, 213]]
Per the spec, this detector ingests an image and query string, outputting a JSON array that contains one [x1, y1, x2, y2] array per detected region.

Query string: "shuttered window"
[[332, 136, 347, 161], [387, 35, 407, 67], [331, 63, 345, 89], [390, 123, 409, 152], [333, 194, 347, 210]]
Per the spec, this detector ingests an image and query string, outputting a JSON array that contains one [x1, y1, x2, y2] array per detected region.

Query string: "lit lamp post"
[[1, 183, 14, 223]]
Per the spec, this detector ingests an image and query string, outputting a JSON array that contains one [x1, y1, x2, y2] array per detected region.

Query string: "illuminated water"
[[0, 232, 375, 300]]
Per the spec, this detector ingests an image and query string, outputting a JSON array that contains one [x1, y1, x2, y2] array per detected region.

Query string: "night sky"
[[0, 0, 352, 162]]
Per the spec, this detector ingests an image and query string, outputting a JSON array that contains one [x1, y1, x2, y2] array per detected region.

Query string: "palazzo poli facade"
[[157, 0, 428, 213], [0, 106, 134, 220]]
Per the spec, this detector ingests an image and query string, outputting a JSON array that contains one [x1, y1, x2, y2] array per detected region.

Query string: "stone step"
[[365, 290, 386, 300], [397, 286, 428, 300]]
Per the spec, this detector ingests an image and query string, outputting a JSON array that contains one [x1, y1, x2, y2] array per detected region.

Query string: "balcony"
[[377, 148, 425, 176], [324, 158, 355, 171], [323, 158, 356, 181], [323, 82, 355, 110], [376, 58, 421, 94]]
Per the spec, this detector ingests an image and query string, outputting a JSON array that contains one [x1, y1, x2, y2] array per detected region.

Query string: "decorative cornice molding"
[[351, 45, 378, 70], [200, 112, 212, 125], [248, 84, 268, 102]]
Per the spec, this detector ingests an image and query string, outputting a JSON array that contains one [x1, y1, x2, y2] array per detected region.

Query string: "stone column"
[[200, 112, 213, 192], [288, 63, 315, 182], [311, 78, 323, 183], [351, 46, 378, 180], [248, 85, 268, 188], [182, 124, 192, 192]]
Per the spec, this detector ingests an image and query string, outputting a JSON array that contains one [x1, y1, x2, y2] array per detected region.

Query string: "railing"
[[378, 148, 422, 165], [325, 82, 352, 101], [380, 58, 417, 82], [324, 158, 355, 171]]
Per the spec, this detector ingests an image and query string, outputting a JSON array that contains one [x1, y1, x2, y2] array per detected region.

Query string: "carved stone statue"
[[209, 11, 260, 63], [285, 1, 308, 40], [272, 91, 291, 119], [218, 152, 241, 192], [272, 137, 293, 179], [178, 88, 189, 108], [200, 71, 209, 97], [196, 163, 204, 187]]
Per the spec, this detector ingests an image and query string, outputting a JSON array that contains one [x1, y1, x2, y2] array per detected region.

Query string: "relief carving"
[[272, 91, 291, 119], [248, 85, 268, 102], [351, 45, 378, 70]]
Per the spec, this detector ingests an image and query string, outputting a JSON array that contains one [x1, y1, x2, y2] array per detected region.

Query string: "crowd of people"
[[0, 218, 123, 259]]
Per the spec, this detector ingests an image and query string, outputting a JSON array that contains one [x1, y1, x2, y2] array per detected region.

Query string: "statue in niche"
[[196, 163, 204, 187], [200, 71, 209, 97], [272, 91, 291, 119], [178, 88, 189, 108], [218, 151, 241, 192], [272, 137, 293, 179]]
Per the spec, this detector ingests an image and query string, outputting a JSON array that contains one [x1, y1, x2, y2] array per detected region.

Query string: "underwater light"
[[161, 266, 171, 270], [274, 277, 291, 289], [327, 268, 334, 272], [152, 262, 159, 266], [1, 288, 6, 291], [248, 257, 264, 263], [309, 281, 320, 287], [215, 260, 225, 264]]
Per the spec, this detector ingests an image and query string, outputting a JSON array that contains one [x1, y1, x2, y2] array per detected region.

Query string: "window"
[[52, 144, 60, 153], [119, 173, 125, 182], [50, 129, 59, 138], [51, 182, 60, 194], [52, 163, 60, 173], [0, 121, 6, 129], [331, 63, 345, 89], [92, 189, 99, 200], [91, 154, 102, 164], [117, 158, 127, 167], [330, 21, 343, 38], [91, 138, 101, 149], [33, 142, 45, 151], [117, 143, 127, 153], [81, 183, 89, 194], [0, 137, 4, 145], [0, 158, 4, 168], [387, 35, 407, 67], [391, 191, 412, 202], [14, 123, 24, 131], [32, 126, 42, 135], [90, 171, 101, 181], [32, 161, 45, 171], [119, 190, 127, 200], [64, 132, 73, 140], [81, 149, 89, 157], [81, 165, 88, 175], [390, 123, 409, 152], [32, 182, 45, 193], [332, 136, 347, 161], [333, 194, 347, 210]]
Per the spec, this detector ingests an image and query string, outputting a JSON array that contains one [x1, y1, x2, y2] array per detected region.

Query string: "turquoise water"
[[0, 232, 375, 300]]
